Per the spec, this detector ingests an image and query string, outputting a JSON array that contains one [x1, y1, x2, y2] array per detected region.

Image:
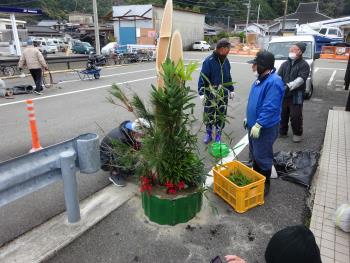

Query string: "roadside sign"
[[0, 7, 42, 15]]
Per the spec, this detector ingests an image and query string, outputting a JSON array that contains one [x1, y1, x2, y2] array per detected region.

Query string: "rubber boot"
[[215, 128, 221, 142], [253, 162, 271, 196], [203, 129, 212, 144], [261, 169, 271, 196]]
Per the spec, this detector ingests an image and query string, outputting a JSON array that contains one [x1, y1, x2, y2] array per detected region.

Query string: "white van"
[[35, 40, 58, 54], [267, 35, 316, 99]]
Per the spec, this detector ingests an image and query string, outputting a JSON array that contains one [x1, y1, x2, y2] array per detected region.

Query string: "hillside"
[[0, 0, 348, 23]]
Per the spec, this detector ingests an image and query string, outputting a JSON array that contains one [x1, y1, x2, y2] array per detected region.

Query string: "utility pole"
[[245, 0, 251, 44], [257, 4, 260, 24], [92, 0, 101, 55], [227, 16, 230, 32], [10, 13, 21, 56], [282, 0, 289, 31]]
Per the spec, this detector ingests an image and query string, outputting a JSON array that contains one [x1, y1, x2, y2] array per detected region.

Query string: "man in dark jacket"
[[246, 51, 285, 195], [100, 119, 148, 187], [345, 55, 350, 91], [198, 38, 234, 144], [278, 42, 310, 143]]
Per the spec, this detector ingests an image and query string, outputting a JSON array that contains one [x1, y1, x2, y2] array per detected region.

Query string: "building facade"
[[109, 5, 205, 50]]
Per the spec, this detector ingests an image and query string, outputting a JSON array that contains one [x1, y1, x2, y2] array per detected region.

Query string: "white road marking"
[[327, 70, 337, 87], [318, 67, 345, 71], [0, 76, 157, 107], [59, 68, 155, 84], [314, 67, 319, 74]]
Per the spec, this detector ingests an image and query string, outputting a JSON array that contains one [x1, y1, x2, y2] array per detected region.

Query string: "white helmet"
[[131, 118, 151, 133]]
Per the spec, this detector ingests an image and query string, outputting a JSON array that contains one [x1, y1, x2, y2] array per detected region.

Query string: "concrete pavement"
[[310, 109, 350, 263]]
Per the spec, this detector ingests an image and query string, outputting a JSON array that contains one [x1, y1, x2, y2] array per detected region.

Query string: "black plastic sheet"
[[273, 151, 320, 187]]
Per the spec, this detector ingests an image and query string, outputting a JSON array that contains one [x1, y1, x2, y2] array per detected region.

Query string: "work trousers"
[[203, 95, 228, 132], [29, 68, 43, 92], [280, 97, 303, 136], [248, 124, 278, 171]]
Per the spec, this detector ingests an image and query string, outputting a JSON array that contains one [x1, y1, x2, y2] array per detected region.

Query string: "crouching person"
[[100, 118, 149, 187]]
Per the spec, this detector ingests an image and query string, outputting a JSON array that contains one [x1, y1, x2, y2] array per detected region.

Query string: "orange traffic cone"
[[26, 99, 43, 152]]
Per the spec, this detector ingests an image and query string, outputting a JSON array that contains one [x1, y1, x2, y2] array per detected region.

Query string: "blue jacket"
[[198, 52, 234, 96], [246, 70, 285, 129]]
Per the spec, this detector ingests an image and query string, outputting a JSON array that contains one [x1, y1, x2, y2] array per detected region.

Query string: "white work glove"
[[250, 123, 262, 139], [229, 91, 235, 100]]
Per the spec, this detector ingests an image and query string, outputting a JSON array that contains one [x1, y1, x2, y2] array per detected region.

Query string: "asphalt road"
[[0, 52, 348, 256]]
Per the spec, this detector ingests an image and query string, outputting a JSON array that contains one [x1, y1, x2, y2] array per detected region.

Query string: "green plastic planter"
[[141, 190, 202, 225]]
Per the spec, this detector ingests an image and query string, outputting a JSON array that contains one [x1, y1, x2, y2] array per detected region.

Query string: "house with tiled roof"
[[269, 2, 332, 35], [275, 2, 331, 25]]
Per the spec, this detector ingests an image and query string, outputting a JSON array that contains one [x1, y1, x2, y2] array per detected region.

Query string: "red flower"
[[165, 181, 174, 188], [140, 176, 153, 194], [168, 188, 177, 194], [177, 181, 185, 190]]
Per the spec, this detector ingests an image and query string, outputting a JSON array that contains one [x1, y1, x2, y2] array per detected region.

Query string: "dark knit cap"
[[216, 38, 231, 49], [294, 42, 307, 53], [265, 225, 322, 263], [247, 50, 275, 70]]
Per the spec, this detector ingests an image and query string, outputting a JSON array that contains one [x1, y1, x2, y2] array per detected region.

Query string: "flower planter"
[[213, 161, 265, 213], [141, 188, 202, 225]]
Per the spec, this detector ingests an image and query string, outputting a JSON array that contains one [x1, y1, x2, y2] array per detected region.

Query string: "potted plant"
[[109, 56, 206, 225]]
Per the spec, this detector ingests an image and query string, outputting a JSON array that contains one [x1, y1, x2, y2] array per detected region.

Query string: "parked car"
[[101, 42, 118, 56], [267, 35, 315, 100], [72, 42, 95, 54], [34, 40, 58, 54], [48, 38, 68, 52], [192, 41, 211, 51]]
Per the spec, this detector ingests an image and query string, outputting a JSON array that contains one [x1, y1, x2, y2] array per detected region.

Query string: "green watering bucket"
[[209, 142, 230, 158]]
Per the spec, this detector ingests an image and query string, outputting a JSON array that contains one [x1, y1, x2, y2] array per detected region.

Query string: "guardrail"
[[0, 55, 89, 69], [0, 133, 100, 223]]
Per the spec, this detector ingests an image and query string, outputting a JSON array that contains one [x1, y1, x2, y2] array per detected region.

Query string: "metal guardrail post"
[[0, 133, 100, 223], [60, 150, 80, 223]]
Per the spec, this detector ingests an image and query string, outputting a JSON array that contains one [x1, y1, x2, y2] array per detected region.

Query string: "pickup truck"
[[267, 35, 316, 99]]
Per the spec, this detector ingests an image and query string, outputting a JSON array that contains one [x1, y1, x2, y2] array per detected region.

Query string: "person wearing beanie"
[[18, 39, 48, 95], [100, 119, 150, 187], [245, 50, 285, 195], [198, 38, 235, 144], [278, 42, 310, 143], [225, 225, 322, 263]]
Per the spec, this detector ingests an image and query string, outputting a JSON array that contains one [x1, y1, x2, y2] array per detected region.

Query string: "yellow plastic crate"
[[213, 161, 266, 213]]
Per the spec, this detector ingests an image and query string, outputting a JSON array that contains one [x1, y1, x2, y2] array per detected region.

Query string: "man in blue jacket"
[[245, 51, 285, 195], [198, 39, 234, 144]]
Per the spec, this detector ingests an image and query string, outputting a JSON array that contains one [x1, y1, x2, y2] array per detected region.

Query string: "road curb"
[[0, 183, 138, 263]]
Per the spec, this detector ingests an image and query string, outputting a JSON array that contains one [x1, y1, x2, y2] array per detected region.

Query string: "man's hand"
[[250, 123, 262, 139], [225, 255, 247, 263], [44, 66, 49, 71], [243, 118, 247, 130], [229, 91, 235, 100]]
